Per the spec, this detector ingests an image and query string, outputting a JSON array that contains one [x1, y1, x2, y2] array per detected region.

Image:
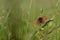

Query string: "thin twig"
[[31, 30, 48, 40], [47, 25, 60, 34], [42, 20, 53, 28]]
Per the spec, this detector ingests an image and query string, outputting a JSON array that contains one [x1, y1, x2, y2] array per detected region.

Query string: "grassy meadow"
[[0, 0, 60, 40]]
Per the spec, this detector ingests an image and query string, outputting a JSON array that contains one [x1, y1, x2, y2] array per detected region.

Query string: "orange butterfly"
[[34, 16, 48, 24]]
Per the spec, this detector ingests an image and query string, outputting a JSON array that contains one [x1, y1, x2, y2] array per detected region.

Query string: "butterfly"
[[34, 16, 48, 24]]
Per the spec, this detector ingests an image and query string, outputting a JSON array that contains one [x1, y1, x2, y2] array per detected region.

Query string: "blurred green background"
[[0, 0, 60, 40]]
